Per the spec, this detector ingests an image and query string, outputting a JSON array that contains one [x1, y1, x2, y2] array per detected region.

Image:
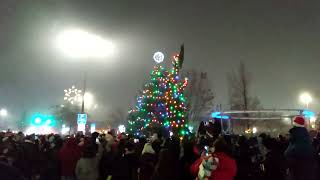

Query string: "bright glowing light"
[[211, 112, 229, 119], [35, 117, 42, 124], [64, 86, 82, 104], [61, 124, 70, 135], [56, 28, 114, 58], [310, 116, 317, 123], [282, 117, 291, 125], [153, 52, 164, 63], [77, 124, 86, 132], [0, 108, 8, 117], [252, 127, 257, 134], [118, 125, 126, 133], [90, 124, 96, 133], [78, 92, 95, 109], [25, 125, 55, 135], [84, 92, 94, 106], [42, 125, 53, 134], [188, 126, 194, 132], [25, 126, 36, 135], [302, 110, 315, 118], [299, 92, 312, 107], [46, 119, 52, 125]]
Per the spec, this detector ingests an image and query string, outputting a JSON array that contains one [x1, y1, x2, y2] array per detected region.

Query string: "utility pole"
[[81, 73, 87, 113]]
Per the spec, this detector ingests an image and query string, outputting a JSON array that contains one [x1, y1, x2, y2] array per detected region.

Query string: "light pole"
[[299, 92, 312, 109]]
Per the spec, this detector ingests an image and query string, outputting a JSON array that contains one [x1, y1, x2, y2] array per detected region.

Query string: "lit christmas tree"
[[128, 45, 189, 137]]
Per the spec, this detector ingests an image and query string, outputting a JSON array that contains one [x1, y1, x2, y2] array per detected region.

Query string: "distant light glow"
[[188, 126, 194, 132], [302, 110, 315, 118], [25, 125, 55, 135], [118, 125, 126, 133], [310, 117, 316, 123], [35, 117, 42, 124], [211, 112, 229, 119], [299, 92, 312, 106], [25, 126, 36, 135], [153, 52, 164, 63], [282, 117, 291, 125], [46, 119, 52, 125], [84, 92, 94, 107], [42, 125, 53, 134], [61, 124, 70, 135], [90, 123, 96, 133], [56, 28, 114, 58], [77, 124, 86, 132], [78, 92, 94, 109], [252, 127, 257, 134], [0, 109, 8, 117]]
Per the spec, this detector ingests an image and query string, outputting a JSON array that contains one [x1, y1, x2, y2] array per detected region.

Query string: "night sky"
[[1, 0, 320, 127]]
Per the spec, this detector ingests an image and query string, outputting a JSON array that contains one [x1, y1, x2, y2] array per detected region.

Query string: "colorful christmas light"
[[128, 45, 189, 136]]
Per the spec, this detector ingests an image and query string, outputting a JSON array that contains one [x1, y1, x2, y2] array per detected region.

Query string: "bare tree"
[[228, 62, 262, 130], [51, 104, 80, 131], [107, 107, 127, 127], [183, 69, 215, 127]]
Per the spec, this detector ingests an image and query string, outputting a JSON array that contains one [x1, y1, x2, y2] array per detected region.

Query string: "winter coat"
[[285, 127, 318, 180], [15, 140, 40, 179], [285, 127, 314, 158], [111, 152, 139, 180], [75, 144, 103, 180], [59, 138, 82, 176], [76, 158, 99, 180], [0, 161, 25, 180], [191, 152, 237, 180], [152, 148, 181, 180], [139, 153, 157, 180], [263, 149, 287, 180], [39, 148, 61, 180]]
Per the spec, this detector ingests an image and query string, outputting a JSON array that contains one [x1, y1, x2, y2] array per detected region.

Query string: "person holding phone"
[[191, 137, 237, 180]]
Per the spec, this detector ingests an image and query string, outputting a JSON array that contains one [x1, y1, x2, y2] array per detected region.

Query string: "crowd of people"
[[0, 116, 320, 180]]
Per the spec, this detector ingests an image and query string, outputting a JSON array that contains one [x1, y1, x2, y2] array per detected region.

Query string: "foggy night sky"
[[1, 0, 320, 127]]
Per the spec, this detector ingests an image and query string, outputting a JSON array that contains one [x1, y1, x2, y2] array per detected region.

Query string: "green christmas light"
[[128, 46, 188, 137], [180, 130, 185, 135]]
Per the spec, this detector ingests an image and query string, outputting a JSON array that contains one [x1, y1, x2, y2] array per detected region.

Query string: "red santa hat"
[[293, 116, 305, 127]]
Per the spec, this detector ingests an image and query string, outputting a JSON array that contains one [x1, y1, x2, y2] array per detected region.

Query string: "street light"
[[0, 109, 8, 117], [78, 92, 95, 109], [55, 28, 114, 58], [300, 92, 312, 108], [56, 28, 114, 113]]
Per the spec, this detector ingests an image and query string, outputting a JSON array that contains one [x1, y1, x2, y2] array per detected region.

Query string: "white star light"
[[153, 51, 164, 64]]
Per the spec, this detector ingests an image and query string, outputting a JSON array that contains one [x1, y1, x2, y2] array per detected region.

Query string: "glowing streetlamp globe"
[[0, 109, 8, 117], [35, 117, 42, 124], [56, 28, 114, 58], [299, 92, 312, 108]]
